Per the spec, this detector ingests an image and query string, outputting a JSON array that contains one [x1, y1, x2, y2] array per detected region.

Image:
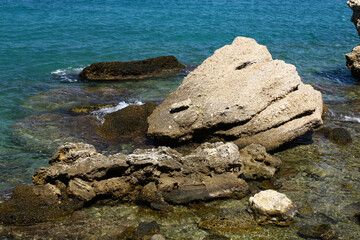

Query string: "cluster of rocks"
[[0, 141, 284, 225], [1, 37, 322, 231]]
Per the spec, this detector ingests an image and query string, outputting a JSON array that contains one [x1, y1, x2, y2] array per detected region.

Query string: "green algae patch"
[[0, 185, 83, 226], [70, 103, 118, 114], [198, 218, 260, 234]]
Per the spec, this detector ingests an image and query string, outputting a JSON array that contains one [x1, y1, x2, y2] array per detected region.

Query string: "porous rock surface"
[[147, 37, 323, 150], [79, 55, 185, 81], [347, 1, 360, 80], [249, 189, 297, 226], [0, 141, 281, 225], [348, 0, 360, 38], [346, 45, 360, 80]]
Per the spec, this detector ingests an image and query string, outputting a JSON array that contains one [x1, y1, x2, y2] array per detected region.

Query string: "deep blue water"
[[0, 0, 358, 190]]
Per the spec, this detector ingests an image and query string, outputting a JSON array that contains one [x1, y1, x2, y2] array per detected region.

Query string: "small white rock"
[[249, 189, 296, 218]]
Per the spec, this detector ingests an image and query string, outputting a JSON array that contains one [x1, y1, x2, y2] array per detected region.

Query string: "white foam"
[[344, 116, 360, 123], [51, 66, 84, 82], [91, 101, 144, 123]]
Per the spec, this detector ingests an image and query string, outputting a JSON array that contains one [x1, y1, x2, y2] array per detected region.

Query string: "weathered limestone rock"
[[1, 141, 281, 225], [348, 0, 360, 38], [147, 37, 323, 150], [249, 189, 297, 226], [347, 1, 360, 79], [79, 55, 185, 81], [346, 45, 360, 79], [239, 144, 282, 180]]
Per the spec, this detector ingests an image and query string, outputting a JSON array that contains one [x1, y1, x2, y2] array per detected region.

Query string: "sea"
[[1, 0, 360, 239]]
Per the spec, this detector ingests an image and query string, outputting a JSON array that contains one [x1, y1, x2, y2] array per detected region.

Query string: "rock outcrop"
[[147, 37, 323, 150], [0, 141, 281, 225], [347, 1, 360, 80], [348, 0, 360, 38], [249, 189, 297, 226], [79, 56, 185, 81], [346, 45, 360, 80]]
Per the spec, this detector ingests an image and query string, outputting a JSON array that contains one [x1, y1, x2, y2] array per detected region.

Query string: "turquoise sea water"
[[1, 1, 360, 238], [0, 0, 357, 189]]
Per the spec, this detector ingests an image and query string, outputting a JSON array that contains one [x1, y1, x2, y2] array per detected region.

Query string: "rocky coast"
[[1, 36, 360, 239], [346, 0, 360, 79]]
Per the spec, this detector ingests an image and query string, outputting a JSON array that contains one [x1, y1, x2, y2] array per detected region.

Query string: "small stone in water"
[[297, 224, 338, 240], [203, 234, 230, 240], [134, 221, 160, 239], [150, 234, 166, 240]]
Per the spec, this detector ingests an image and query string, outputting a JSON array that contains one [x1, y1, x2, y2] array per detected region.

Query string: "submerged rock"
[[297, 224, 339, 240], [79, 56, 185, 81], [317, 127, 352, 145], [147, 37, 323, 150], [249, 189, 297, 226], [0, 184, 83, 225], [23, 86, 130, 112], [97, 101, 157, 140]]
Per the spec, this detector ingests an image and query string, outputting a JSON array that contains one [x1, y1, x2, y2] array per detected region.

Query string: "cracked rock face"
[[147, 37, 323, 150]]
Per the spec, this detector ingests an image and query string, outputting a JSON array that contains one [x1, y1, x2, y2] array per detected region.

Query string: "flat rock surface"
[[79, 55, 185, 81]]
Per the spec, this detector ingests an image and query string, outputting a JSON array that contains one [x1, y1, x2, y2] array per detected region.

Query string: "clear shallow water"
[[1, 0, 360, 238]]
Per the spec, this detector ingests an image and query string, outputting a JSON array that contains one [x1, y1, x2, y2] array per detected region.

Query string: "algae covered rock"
[[297, 224, 339, 240], [79, 55, 185, 81], [97, 101, 157, 140], [147, 37, 323, 150], [0, 184, 83, 225]]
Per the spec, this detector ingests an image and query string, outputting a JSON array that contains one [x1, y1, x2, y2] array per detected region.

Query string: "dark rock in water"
[[297, 224, 338, 240], [322, 103, 328, 118], [97, 102, 157, 140], [0, 184, 83, 225], [203, 234, 230, 240], [257, 179, 282, 190], [355, 212, 360, 224], [198, 212, 259, 234], [318, 127, 352, 145], [134, 221, 160, 239], [147, 37, 323, 150], [79, 56, 185, 81]]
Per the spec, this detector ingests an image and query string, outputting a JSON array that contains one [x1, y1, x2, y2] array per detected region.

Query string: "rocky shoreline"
[[2, 35, 360, 239]]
